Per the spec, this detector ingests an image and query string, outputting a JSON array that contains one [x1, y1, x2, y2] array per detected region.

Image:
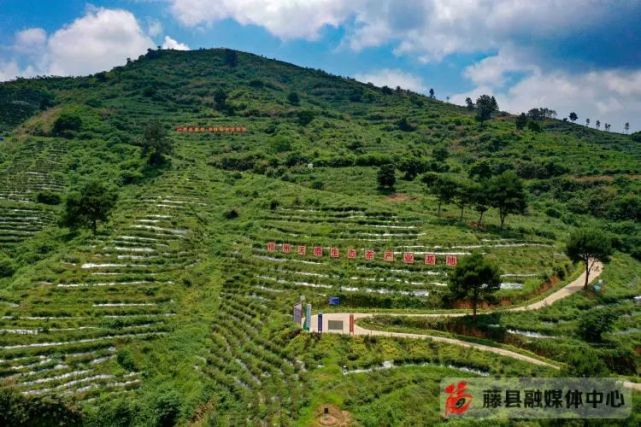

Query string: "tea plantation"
[[0, 48, 640, 425]]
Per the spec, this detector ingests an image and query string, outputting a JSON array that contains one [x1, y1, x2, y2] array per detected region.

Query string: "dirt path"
[[304, 261, 641, 390]]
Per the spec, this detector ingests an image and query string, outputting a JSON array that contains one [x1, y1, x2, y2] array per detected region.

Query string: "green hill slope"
[[1, 48, 640, 425]]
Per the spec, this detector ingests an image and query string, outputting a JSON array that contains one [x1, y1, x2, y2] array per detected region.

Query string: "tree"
[[213, 89, 227, 111], [475, 94, 497, 126], [423, 173, 457, 217], [586, 118, 590, 127], [569, 112, 578, 122], [62, 181, 117, 236], [448, 252, 501, 320], [0, 387, 83, 426], [605, 123, 611, 132], [432, 146, 449, 162], [465, 97, 475, 111], [565, 228, 613, 288], [0, 252, 16, 278], [515, 112, 528, 130], [453, 180, 472, 221], [596, 120, 601, 129], [297, 110, 314, 126], [624, 122, 630, 133], [399, 158, 426, 180], [429, 88, 435, 99], [577, 309, 616, 342], [140, 120, 173, 165], [52, 112, 82, 137], [287, 91, 300, 105], [469, 160, 492, 180], [223, 49, 238, 67], [527, 120, 542, 132], [487, 171, 527, 229], [397, 117, 416, 132], [470, 181, 491, 226], [377, 164, 396, 190]]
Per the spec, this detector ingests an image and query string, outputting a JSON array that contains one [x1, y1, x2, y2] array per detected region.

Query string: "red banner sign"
[[176, 126, 246, 133]]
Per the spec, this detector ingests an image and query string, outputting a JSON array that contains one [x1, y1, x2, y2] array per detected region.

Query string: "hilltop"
[[1, 48, 640, 425]]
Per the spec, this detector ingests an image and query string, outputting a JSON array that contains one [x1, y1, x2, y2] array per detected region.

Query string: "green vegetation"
[[0, 47, 640, 425], [448, 252, 501, 319], [61, 180, 117, 235], [565, 228, 613, 287]]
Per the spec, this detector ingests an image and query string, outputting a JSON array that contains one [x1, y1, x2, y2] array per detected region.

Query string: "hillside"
[[1, 48, 640, 425]]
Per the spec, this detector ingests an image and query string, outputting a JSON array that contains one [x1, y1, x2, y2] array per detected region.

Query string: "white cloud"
[[13, 28, 47, 54], [147, 19, 164, 37], [354, 68, 426, 93], [162, 35, 190, 50], [47, 8, 154, 76], [452, 68, 641, 132], [169, 0, 353, 39]]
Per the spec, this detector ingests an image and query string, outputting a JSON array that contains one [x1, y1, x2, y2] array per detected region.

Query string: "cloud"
[[13, 28, 47, 54], [354, 68, 426, 93], [0, 8, 155, 81], [452, 68, 641, 132], [162, 35, 190, 50], [169, 0, 353, 39], [47, 8, 154, 76], [147, 19, 164, 38]]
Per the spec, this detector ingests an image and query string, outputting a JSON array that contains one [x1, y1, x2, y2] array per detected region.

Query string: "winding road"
[[304, 262, 641, 391]]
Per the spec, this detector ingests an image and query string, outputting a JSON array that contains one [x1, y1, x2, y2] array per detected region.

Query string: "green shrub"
[[52, 112, 82, 137], [116, 348, 137, 371], [0, 252, 16, 277], [36, 191, 61, 205]]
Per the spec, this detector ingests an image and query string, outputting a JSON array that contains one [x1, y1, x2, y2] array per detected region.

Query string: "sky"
[[1, 0, 640, 132]]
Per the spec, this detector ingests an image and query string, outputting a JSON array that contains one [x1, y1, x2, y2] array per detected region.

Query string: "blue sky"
[[1, 0, 640, 131]]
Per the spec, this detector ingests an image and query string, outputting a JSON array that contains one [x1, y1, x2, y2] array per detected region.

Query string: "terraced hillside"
[[1, 48, 641, 425]]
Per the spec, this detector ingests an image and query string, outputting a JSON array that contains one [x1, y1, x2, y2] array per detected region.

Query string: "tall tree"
[[487, 171, 527, 229], [624, 122, 630, 133], [515, 112, 528, 130], [62, 181, 117, 236], [465, 97, 475, 111], [475, 94, 498, 127], [596, 120, 601, 129], [453, 180, 471, 221], [586, 118, 590, 127], [287, 91, 300, 105], [377, 164, 396, 190], [569, 112, 578, 122], [223, 49, 238, 67], [448, 252, 501, 321], [423, 173, 457, 217], [470, 181, 491, 226], [141, 120, 173, 166], [213, 89, 227, 111], [429, 88, 435, 99], [565, 228, 613, 289]]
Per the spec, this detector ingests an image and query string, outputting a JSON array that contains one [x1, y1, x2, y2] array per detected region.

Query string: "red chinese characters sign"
[[347, 248, 357, 259], [330, 247, 340, 258], [313, 246, 323, 257], [297, 245, 306, 256], [266, 242, 276, 252], [425, 253, 436, 265], [403, 252, 415, 264], [446, 255, 458, 267]]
